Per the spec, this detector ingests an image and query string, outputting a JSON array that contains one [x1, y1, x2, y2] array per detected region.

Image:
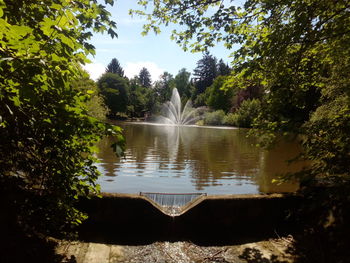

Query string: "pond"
[[96, 122, 304, 195]]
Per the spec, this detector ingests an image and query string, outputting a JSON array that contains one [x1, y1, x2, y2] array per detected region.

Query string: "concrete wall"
[[78, 193, 301, 245]]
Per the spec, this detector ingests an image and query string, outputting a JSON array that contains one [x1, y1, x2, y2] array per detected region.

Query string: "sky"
[[83, 0, 234, 82]]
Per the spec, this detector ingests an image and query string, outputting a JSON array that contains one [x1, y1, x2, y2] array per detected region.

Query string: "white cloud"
[[83, 62, 105, 81], [124, 61, 164, 82]]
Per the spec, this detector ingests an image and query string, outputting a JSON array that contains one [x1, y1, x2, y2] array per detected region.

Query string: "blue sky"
[[84, 0, 234, 81]]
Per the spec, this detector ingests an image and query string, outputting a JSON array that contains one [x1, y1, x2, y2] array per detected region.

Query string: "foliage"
[[174, 68, 193, 101], [206, 76, 234, 112], [233, 99, 261, 128], [193, 92, 207, 107], [128, 77, 158, 117], [0, 0, 123, 235], [154, 71, 175, 103], [203, 110, 226, 125], [106, 58, 124, 77], [97, 73, 129, 116], [217, 59, 231, 76], [223, 113, 239, 126], [138, 67, 152, 88], [133, 0, 350, 183], [73, 73, 109, 120], [224, 71, 263, 111], [193, 52, 218, 94]]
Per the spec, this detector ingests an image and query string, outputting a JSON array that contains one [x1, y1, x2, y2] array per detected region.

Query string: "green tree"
[[154, 71, 175, 103], [128, 77, 157, 117], [73, 73, 109, 120], [138, 67, 152, 88], [217, 59, 231, 76], [206, 76, 234, 112], [0, 0, 123, 235], [174, 68, 193, 101], [106, 58, 124, 77], [98, 73, 129, 116], [193, 52, 218, 95]]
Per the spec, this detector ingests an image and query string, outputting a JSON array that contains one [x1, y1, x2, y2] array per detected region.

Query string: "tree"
[[138, 67, 152, 88], [193, 52, 218, 95], [206, 76, 234, 112], [98, 73, 129, 116], [0, 0, 124, 236], [106, 58, 124, 77], [174, 68, 193, 101], [217, 59, 231, 76], [132, 0, 350, 184], [154, 71, 175, 103], [73, 73, 109, 120], [128, 77, 157, 117]]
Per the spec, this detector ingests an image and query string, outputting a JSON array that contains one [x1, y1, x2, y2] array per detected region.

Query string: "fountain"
[[157, 88, 201, 125]]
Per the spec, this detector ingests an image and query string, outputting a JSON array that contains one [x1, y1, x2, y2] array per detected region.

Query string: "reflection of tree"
[[97, 123, 302, 193], [96, 136, 119, 177], [256, 140, 307, 193], [181, 128, 261, 190]]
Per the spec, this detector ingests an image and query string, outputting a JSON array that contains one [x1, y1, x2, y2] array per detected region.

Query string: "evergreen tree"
[[217, 59, 231, 76], [106, 58, 124, 77], [138, 67, 152, 88], [193, 52, 218, 94]]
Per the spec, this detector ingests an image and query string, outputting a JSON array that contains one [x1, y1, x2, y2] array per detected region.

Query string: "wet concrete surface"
[[57, 237, 295, 263]]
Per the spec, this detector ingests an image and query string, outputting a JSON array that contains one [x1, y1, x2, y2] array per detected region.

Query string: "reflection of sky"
[[96, 123, 301, 195]]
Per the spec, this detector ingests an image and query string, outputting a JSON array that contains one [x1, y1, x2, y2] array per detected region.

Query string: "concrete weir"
[[78, 193, 301, 245]]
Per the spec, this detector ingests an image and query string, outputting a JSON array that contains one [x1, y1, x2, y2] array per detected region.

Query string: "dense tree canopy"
[[73, 73, 110, 120], [206, 76, 233, 112], [128, 77, 158, 117], [174, 68, 193, 101], [154, 71, 175, 103], [98, 72, 129, 116], [133, 0, 350, 183], [0, 0, 123, 235]]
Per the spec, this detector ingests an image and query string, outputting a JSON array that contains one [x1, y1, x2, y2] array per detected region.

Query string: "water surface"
[[96, 122, 304, 195]]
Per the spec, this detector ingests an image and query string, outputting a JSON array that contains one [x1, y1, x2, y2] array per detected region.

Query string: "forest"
[[93, 53, 260, 128]]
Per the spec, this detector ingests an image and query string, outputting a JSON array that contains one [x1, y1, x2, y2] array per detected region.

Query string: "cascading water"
[[140, 192, 206, 216], [157, 88, 201, 125]]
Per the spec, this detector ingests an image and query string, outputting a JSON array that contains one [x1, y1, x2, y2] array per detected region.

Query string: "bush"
[[203, 110, 226, 125], [223, 113, 239, 126], [234, 99, 261, 128]]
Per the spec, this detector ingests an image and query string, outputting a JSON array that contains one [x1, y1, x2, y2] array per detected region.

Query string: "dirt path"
[[57, 237, 295, 263]]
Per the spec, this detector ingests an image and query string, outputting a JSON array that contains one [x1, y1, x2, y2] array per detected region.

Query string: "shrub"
[[203, 110, 226, 125], [223, 113, 239, 126], [234, 99, 261, 128]]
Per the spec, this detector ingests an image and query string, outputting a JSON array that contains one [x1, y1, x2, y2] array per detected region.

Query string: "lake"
[[96, 122, 303, 195]]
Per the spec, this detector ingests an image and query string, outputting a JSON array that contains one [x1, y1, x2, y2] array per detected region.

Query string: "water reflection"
[[96, 122, 304, 194]]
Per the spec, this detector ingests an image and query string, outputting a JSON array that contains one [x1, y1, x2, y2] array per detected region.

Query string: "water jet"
[[157, 88, 202, 125]]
